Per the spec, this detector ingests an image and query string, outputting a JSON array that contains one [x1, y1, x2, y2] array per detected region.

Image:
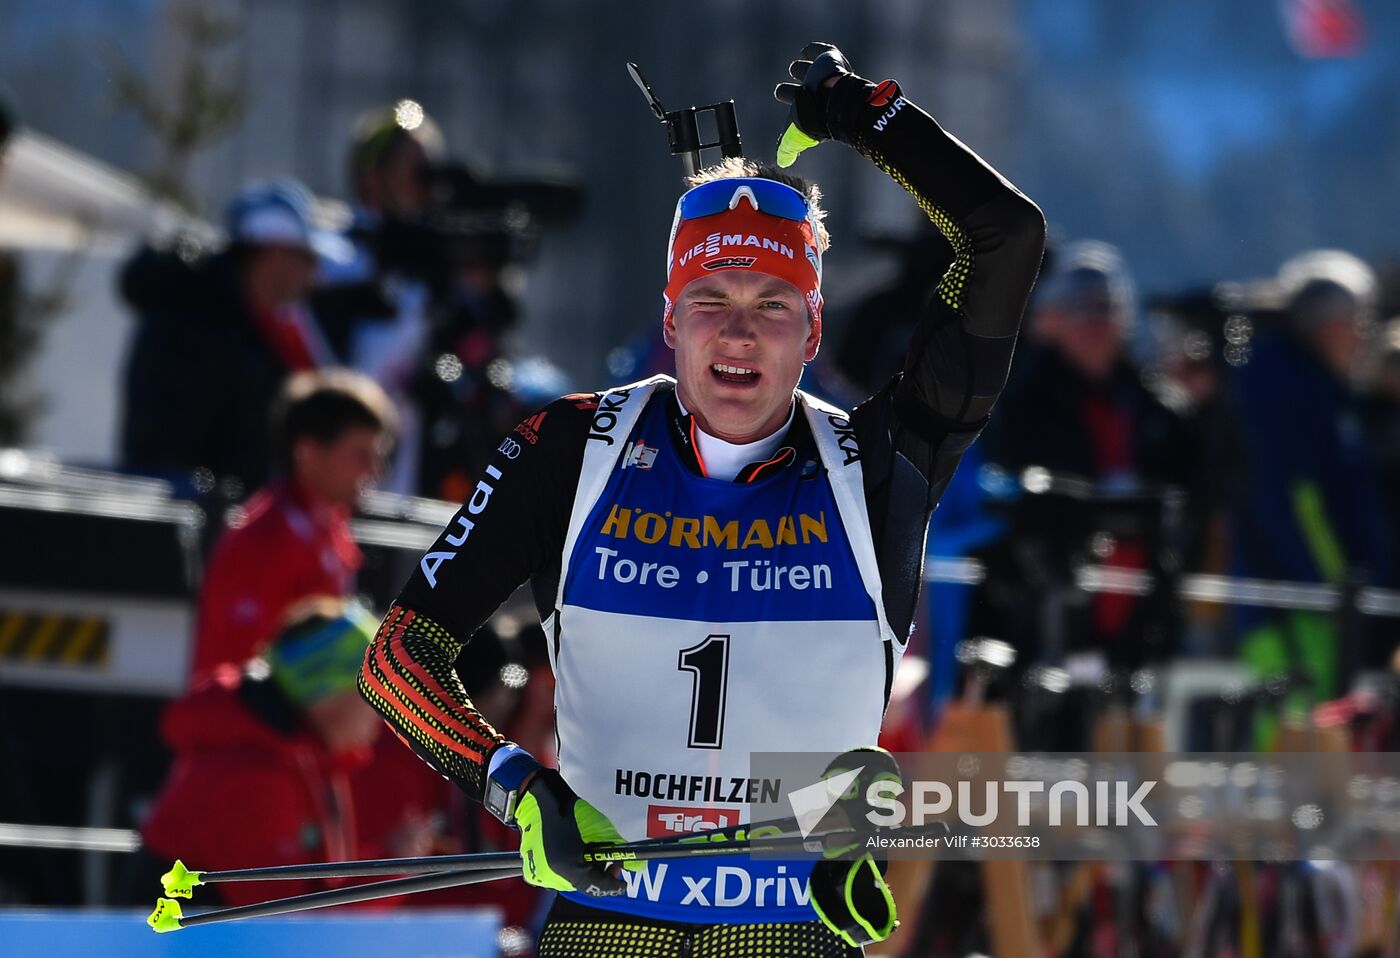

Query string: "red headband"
[[663, 202, 823, 322]]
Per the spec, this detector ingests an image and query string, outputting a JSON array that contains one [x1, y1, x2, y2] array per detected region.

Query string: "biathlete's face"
[[664, 270, 820, 444]]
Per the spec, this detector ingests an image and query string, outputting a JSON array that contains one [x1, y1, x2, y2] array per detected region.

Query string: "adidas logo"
[[514, 411, 547, 445]]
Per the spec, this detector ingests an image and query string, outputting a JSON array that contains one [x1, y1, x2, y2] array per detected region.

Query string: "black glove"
[[774, 42, 857, 167], [810, 747, 903, 945], [514, 768, 631, 896], [810, 854, 898, 947]]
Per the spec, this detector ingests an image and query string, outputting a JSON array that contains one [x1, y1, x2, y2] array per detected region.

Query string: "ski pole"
[[150, 821, 953, 933], [162, 816, 946, 898], [148, 832, 822, 932], [583, 829, 836, 865], [148, 865, 521, 933], [159, 851, 521, 898], [159, 815, 816, 898]]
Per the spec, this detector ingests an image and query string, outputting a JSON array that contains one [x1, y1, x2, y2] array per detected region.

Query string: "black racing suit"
[[359, 75, 1044, 957]]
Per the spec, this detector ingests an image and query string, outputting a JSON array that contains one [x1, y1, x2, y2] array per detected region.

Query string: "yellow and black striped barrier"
[[0, 610, 109, 666]]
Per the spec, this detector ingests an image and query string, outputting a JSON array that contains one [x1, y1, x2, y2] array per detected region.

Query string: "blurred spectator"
[[139, 600, 402, 907], [985, 241, 1198, 489], [322, 102, 584, 501], [120, 179, 333, 494], [982, 241, 1200, 657], [348, 101, 441, 220], [1232, 251, 1395, 692], [411, 220, 544, 504], [1144, 289, 1252, 630], [187, 368, 476, 915], [191, 368, 394, 680], [1361, 318, 1400, 557], [319, 103, 446, 494]]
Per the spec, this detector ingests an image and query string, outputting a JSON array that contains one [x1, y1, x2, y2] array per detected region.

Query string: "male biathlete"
[[360, 43, 1044, 956]]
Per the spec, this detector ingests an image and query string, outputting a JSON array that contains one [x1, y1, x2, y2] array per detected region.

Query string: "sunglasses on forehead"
[[676, 177, 810, 224]]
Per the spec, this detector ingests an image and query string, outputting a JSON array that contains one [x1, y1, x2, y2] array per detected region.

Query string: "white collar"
[[675, 392, 795, 481]]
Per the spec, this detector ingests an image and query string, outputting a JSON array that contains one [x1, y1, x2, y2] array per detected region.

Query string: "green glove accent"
[[147, 897, 184, 933], [160, 859, 203, 899], [773, 41, 855, 166], [809, 854, 899, 947], [776, 123, 821, 168], [574, 801, 645, 873], [515, 769, 637, 895]]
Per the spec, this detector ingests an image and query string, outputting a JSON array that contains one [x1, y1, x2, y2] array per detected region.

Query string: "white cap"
[[225, 179, 316, 252]]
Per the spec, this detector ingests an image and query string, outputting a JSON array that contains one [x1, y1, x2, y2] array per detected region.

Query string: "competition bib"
[[548, 376, 902, 924]]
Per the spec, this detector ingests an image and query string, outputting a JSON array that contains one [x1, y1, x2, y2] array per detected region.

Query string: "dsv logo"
[[497, 437, 522, 460], [588, 387, 633, 446]]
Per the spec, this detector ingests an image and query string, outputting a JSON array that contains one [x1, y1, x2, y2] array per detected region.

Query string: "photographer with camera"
[[316, 104, 447, 494], [321, 103, 581, 500]]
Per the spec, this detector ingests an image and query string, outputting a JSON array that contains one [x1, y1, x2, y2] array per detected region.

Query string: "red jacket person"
[[144, 600, 388, 906]]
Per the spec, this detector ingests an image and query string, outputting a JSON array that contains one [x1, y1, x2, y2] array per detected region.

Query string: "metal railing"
[[926, 557, 1400, 618]]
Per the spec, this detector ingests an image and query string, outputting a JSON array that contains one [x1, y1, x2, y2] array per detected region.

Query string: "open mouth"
[[711, 362, 760, 385]]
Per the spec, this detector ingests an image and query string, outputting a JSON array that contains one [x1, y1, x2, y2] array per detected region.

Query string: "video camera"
[[360, 161, 585, 291]]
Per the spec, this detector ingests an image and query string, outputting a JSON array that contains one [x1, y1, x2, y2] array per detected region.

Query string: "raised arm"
[[776, 45, 1044, 488], [776, 44, 1046, 644], [826, 74, 1045, 437]]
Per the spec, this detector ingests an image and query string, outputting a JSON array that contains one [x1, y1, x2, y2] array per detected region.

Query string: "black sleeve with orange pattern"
[[358, 395, 595, 799], [358, 606, 505, 800], [826, 75, 1046, 487]]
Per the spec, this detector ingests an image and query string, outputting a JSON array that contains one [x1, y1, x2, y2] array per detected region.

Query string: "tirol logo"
[[647, 805, 740, 837], [868, 79, 900, 108], [702, 256, 758, 271], [588, 387, 632, 446]]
